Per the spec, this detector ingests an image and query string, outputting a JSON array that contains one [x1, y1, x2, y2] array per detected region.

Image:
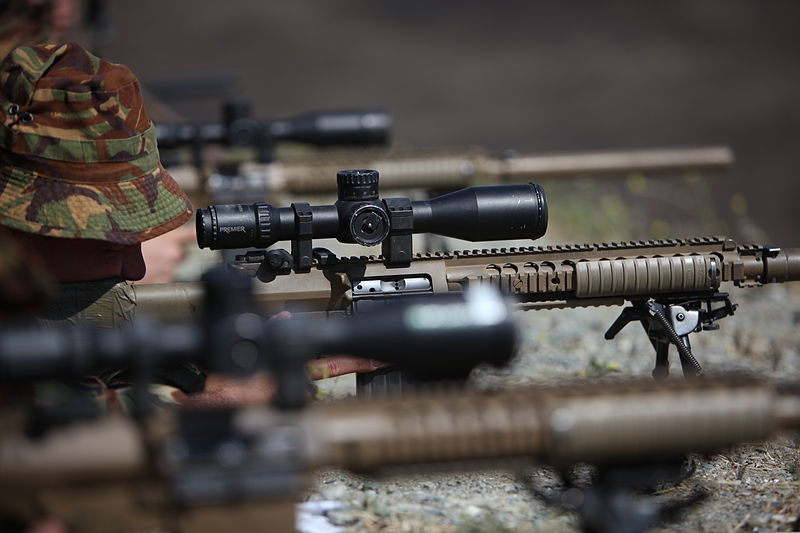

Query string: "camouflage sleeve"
[[34, 278, 207, 414]]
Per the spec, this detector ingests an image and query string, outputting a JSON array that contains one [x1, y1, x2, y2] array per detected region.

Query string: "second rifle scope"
[[196, 169, 548, 250]]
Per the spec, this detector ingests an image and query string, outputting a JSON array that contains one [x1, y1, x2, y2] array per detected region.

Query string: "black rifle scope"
[[155, 104, 391, 150], [196, 169, 548, 266]]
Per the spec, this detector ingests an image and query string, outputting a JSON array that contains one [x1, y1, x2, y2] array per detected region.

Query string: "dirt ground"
[[301, 283, 800, 533]]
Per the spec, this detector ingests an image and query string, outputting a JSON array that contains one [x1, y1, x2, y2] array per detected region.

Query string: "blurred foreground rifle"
[[137, 170, 800, 385], [1, 348, 797, 532], [173, 144, 733, 199], [1, 273, 798, 533]]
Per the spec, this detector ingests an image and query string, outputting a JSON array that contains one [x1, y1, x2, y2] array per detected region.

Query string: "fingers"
[[270, 311, 380, 379], [268, 310, 292, 321], [179, 372, 276, 409], [306, 356, 386, 380]]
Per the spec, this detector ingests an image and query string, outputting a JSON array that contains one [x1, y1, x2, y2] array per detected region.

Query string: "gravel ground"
[[301, 284, 800, 533]]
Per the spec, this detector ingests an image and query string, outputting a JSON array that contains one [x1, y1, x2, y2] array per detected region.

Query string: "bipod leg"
[[640, 314, 670, 380], [675, 335, 698, 379], [524, 462, 707, 533], [645, 300, 703, 379], [652, 338, 670, 380]]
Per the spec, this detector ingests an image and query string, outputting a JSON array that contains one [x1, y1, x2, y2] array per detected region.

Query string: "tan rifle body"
[[134, 236, 800, 319]]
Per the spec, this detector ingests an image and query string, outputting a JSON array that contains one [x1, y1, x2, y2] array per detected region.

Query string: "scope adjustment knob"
[[348, 204, 390, 246], [337, 169, 380, 201]]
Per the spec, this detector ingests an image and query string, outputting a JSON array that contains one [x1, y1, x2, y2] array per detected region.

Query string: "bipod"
[[522, 461, 706, 533], [604, 293, 737, 379]]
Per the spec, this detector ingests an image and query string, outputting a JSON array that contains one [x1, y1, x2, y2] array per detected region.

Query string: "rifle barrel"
[[490, 146, 734, 178]]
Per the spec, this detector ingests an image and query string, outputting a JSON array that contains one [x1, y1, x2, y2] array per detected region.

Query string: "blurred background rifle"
[[233, 144, 733, 197], [155, 100, 391, 170], [166, 135, 733, 203], [154, 98, 732, 218]]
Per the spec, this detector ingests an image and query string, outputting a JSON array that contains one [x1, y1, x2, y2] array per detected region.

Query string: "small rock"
[[465, 504, 483, 518], [348, 492, 366, 508], [364, 489, 378, 506], [326, 510, 359, 527], [422, 507, 447, 518], [318, 484, 348, 501]]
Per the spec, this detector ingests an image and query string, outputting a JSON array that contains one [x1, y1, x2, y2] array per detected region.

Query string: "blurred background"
[[80, 0, 799, 244]]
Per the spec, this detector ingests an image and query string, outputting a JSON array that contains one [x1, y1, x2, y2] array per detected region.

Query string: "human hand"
[[177, 372, 276, 409], [306, 356, 385, 380], [177, 312, 386, 408], [270, 310, 387, 380]]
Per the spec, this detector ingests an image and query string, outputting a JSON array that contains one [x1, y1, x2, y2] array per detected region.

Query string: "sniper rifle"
[[135, 170, 800, 386]]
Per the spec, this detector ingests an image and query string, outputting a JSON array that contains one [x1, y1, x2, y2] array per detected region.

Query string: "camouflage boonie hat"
[[0, 43, 192, 244]]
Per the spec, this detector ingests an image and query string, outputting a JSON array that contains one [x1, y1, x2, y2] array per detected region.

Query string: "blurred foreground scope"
[[0, 278, 516, 408], [196, 169, 548, 263]]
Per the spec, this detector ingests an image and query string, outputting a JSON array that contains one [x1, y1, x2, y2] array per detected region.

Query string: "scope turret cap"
[[337, 169, 379, 201], [0, 44, 192, 244]]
